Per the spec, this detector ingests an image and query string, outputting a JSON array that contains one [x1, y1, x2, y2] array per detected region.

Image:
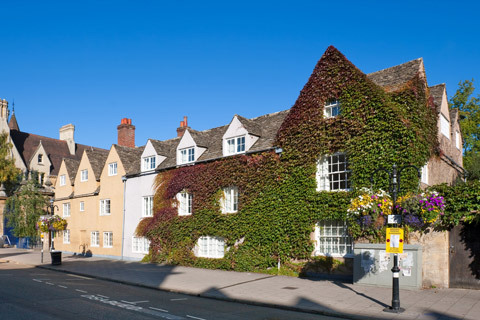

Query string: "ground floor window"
[[103, 232, 113, 248], [91, 231, 99, 247], [314, 220, 352, 256], [63, 230, 70, 244], [132, 237, 150, 254], [195, 236, 225, 258]]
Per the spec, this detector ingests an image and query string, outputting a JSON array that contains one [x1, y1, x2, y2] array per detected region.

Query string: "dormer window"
[[80, 169, 88, 182], [142, 156, 156, 171], [226, 136, 246, 155], [38, 154, 43, 164], [180, 147, 195, 164], [59, 174, 66, 186], [324, 100, 340, 118], [440, 114, 450, 139], [108, 162, 118, 176]]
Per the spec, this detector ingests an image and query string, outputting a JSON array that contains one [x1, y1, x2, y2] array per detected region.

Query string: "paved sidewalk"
[[1, 248, 479, 320]]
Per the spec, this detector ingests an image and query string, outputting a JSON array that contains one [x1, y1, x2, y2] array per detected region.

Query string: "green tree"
[[449, 79, 480, 180], [5, 179, 48, 238], [0, 132, 21, 188]]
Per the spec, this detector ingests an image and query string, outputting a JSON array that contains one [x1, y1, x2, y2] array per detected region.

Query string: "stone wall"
[[409, 230, 449, 288]]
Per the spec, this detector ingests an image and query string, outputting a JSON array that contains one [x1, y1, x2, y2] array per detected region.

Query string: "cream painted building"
[[53, 119, 143, 258]]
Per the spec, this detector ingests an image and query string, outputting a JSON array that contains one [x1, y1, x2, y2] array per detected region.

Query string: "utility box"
[[353, 243, 422, 289]]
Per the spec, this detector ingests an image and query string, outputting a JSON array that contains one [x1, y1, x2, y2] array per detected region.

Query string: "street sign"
[[388, 215, 402, 224], [386, 228, 404, 253]]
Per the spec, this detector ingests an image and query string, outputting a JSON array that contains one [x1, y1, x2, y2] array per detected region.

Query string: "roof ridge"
[[367, 58, 423, 76]]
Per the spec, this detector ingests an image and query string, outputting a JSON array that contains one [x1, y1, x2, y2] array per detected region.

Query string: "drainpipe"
[[121, 175, 127, 260]]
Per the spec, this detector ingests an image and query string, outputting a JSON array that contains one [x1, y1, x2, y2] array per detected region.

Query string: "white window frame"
[[63, 203, 71, 217], [108, 162, 118, 176], [316, 153, 351, 191], [226, 136, 246, 155], [421, 162, 429, 185], [38, 154, 43, 164], [103, 232, 113, 248], [177, 191, 193, 216], [100, 199, 111, 216], [142, 196, 154, 217], [91, 231, 100, 247], [142, 156, 156, 171], [440, 114, 450, 139], [132, 236, 150, 254], [80, 169, 88, 182], [195, 236, 225, 258], [63, 229, 70, 244], [455, 131, 461, 149], [79, 201, 85, 212], [324, 100, 340, 118], [180, 147, 195, 164], [59, 174, 66, 186], [314, 221, 353, 257], [221, 187, 238, 213]]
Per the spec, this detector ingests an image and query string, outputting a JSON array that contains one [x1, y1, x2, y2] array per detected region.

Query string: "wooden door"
[[449, 222, 480, 289]]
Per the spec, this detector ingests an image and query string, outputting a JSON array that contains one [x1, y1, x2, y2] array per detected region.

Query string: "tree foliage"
[[0, 132, 21, 190], [449, 79, 480, 180], [5, 179, 48, 238]]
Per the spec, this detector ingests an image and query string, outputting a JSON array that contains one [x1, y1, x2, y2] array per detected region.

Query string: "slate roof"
[[85, 148, 109, 180], [63, 158, 80, 183], [367, 58, 424, 92], [140, 110, 289, 173], [10, 130, 107, 176], [8, 112, 19, 131], [429, 84, 446, 109], [114, 144, 145, 175]]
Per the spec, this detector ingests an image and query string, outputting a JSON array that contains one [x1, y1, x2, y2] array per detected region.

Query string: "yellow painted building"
[[53, 144, 143, 258]]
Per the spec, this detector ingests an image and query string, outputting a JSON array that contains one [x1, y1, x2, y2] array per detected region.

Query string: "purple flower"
[[360, 215, 373, 227], [404, 214, 424, 229]]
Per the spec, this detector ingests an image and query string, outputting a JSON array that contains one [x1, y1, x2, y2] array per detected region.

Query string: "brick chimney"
[[176, 116, 188, 137], [117, 118, 135, 148]]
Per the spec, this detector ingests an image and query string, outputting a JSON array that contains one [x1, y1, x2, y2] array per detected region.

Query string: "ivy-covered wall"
[[137, 46, 451, 272]]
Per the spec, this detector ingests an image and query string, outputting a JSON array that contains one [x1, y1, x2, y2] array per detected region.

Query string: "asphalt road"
[[0, 262, 345, 320]]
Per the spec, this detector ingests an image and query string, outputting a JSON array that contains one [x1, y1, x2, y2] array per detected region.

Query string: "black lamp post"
[[46, 198, 58, 251], [370, 163, 420, 313]]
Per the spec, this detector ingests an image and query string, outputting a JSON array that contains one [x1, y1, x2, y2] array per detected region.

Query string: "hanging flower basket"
[[37, 215, 68, 233], [348, 188, 445, 240]]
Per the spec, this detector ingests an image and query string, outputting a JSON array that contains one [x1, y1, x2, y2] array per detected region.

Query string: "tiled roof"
[[429, 84, 446, 109], [367, 58, 424, 91], [85, 148, 109, 180], [114, 144, 145, 175], [142, 110, 289, 173], [10, 130, 107, 176], [63, 158, 80, 183]]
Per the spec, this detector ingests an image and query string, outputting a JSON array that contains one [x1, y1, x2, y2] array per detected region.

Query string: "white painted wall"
[[123, 172, 156, 260]]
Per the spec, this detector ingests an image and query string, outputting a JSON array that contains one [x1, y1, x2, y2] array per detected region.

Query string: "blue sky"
[[0, 1, 479, 149]]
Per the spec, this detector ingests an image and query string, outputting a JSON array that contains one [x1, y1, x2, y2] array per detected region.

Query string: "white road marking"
[[58, 285, 68, 288], [170, 298, 188, 301], [32, 279, 43, 282], [68, 274, 92, 280], [186, 315, 206, 320], [121, 300, 149, 305], [149, 307, 169, 313], [75, 289, 88, 293], [81, 295, 185, 319], [96, 294, 109, 298], [45, 282, 54, 285]]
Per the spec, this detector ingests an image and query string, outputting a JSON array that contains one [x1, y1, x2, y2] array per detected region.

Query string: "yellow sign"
[[386, 228, 404, 253]]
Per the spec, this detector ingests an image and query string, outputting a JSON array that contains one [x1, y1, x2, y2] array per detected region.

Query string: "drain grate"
[[281, 286, 298, 290]]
